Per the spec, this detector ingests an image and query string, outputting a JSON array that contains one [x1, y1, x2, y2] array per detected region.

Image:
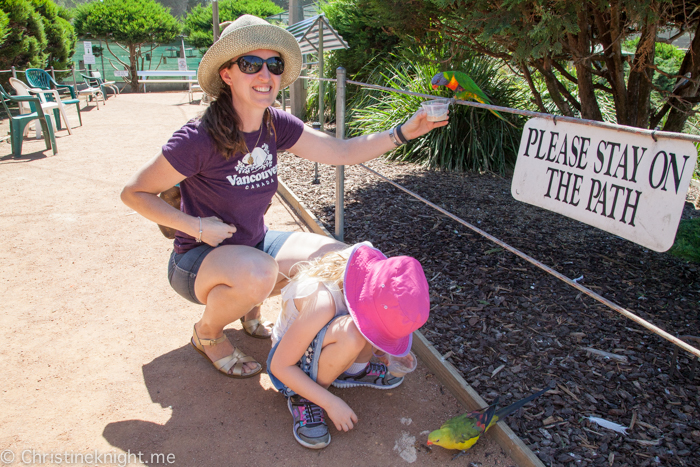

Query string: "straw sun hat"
[[197, 15, 302, 97]]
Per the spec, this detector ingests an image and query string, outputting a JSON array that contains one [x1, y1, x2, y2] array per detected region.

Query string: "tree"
[[361, 0, 700, 132], [74, 0, 181, 92], [32, 0, 77, 72], [185, 0, 206, 14], [0, 9, 9, 47], [321, 0, 400, 80], [157, 0, 187, 18], [0, 0, 48, 73], [184, 0, 282, 50], [0, 0, 76, 88]]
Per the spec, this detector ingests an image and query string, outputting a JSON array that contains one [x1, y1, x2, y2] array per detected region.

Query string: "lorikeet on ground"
[[427, 385, 551, 458], [431, 71, 513, 126]]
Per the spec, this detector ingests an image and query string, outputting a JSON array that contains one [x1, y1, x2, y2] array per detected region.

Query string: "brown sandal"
[[190, 325, 262, 378], [240, 317, 274, 339]]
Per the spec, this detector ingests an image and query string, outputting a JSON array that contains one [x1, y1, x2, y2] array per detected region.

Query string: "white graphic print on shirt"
[[225, 143, 278, 190]]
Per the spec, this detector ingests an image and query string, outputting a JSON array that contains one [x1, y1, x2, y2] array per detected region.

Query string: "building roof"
[[286, 13, 349, 55]]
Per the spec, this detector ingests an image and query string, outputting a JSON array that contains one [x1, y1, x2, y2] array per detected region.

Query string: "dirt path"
[[0, 92, 514, 466]]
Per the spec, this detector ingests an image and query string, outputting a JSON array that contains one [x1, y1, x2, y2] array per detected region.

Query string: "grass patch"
[[669, 217, 700, 263]]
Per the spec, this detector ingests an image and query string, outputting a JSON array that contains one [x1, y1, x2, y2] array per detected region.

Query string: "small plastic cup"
[[421, 99, 450, 122], [386, 351, 418, 377]]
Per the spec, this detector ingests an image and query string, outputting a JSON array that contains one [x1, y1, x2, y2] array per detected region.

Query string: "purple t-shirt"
[[162, 107, 304, 254]]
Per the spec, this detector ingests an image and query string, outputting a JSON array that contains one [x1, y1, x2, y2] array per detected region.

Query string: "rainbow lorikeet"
[[427, 385, 551, 458], [431, 71, 513, 125]]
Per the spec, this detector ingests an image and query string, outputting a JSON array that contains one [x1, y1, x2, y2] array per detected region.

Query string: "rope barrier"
[[359, 163, 700, 359], [299, 74, 700, 144], [346, 79, 700, 144], [0, 68, 91, 74], [301, 72, 700, 359], [298, 75, 338, 83]]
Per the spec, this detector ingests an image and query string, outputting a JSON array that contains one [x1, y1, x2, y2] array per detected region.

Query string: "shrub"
[[669, 217, 700, 264], [32, 0, 76, 74], [321, 0, 399, 82], [346, 49, 527, 175], [184, 0, 282, 51], [0, 0, 47, 73], [0, 0, 76, 87], [0, 9, 8, 47]]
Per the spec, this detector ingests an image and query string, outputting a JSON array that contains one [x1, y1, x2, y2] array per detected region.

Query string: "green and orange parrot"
[[431, 71, 513, 126], [427, 385, 551, 458]]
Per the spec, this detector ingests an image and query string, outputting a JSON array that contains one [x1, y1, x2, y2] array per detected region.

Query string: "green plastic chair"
[[79, 74, 106, 107], [9, 77, 71, 136], [25, 68, 82, 129], [91, 71, 119, 95], [0, 84, 57, 158]]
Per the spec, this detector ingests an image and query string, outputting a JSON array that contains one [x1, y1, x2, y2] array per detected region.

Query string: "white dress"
[[271, 273, 349, 347]]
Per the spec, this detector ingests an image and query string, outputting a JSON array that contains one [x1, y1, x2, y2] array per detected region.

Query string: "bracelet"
[[395, 124, 408, 144], [389, 127, 401, 147], [197, 216, 202, 243]]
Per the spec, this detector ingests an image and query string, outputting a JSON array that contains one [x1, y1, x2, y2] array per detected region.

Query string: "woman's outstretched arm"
[[288, 107, 448, 166]]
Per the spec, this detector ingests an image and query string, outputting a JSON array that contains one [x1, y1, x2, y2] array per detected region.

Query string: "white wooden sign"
[[113, 70, 129, 77], [511, 117, 697, 252], [83, 53, 96, 65], [177, 58, 187, 71], [83, 41, 92, 55]]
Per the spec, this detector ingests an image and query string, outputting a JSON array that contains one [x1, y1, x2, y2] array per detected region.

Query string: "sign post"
[[512, 117, 698, 252], [83, 41, 94, 70]]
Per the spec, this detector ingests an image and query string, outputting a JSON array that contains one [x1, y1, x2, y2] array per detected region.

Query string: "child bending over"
[[266, 242, 430, 449]]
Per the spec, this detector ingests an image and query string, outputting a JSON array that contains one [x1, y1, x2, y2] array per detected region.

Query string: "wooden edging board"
[[276, 181, 545, 467], [412, 332, 545, 467], [277, 180, 334, 238]]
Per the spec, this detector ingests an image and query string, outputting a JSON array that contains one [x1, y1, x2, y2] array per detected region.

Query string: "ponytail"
[[200, 84, 277, 160]]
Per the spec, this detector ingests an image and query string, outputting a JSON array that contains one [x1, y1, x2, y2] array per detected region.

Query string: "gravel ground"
[[278, 152, 700, 467]]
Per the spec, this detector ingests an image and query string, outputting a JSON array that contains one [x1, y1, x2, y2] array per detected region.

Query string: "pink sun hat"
[[343, 244, 430, 357]]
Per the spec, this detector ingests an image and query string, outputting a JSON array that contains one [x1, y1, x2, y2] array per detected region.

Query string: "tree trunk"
[[519, 61, 547, 113], [129, 43, 139, 93], [627, 22, 656, 128], [534, 58, 575, 117], [569, 7, 603, 121], [663, 23, 700, 132], [594, 7, 628, 124]]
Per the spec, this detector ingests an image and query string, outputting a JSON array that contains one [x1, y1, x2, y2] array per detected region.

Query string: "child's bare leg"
[[315, 316, 368, 387]]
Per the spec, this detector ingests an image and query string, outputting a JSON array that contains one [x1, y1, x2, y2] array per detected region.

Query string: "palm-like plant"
[[346, 50, 528, 174]]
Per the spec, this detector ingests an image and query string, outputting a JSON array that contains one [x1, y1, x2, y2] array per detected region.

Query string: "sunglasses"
[[229, 55, 285, 76]]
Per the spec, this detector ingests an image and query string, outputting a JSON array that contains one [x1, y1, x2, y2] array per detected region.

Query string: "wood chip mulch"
[[278, 152, 700, 467]]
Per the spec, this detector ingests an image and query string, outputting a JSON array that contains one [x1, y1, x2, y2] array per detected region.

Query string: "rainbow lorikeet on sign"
[[427, 385, 551, 458], [431, 71, 513, 125]]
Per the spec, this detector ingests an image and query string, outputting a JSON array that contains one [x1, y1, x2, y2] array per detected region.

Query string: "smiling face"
[[219, 49, 282, 115]]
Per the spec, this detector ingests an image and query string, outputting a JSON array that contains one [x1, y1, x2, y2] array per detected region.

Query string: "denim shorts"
[[266, 315, 341, 397], [167, 230, 294, 305]]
